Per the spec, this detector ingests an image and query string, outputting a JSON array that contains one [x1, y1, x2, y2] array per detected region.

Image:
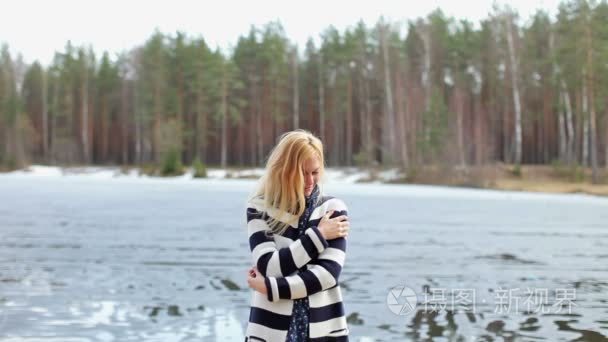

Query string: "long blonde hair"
[[251, 129, 325, 235]]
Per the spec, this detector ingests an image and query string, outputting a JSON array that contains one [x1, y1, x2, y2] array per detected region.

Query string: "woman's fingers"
[[320, 210, 350, 240], [332, 215, 348, 222], [338, 221, 350, 229], [340, 222, 350, 236], [248, 266, 259, 278]]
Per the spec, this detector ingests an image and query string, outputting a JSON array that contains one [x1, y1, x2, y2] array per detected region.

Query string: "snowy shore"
[[0, 164, 406, 184], [3, 164, 608, 204]]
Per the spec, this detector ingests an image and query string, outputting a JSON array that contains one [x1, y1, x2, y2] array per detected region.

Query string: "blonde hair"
[[252, 129, 325, 235]]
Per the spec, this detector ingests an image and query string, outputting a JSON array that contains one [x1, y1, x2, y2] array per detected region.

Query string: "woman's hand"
[[247, 266, 267, 295], [318, 210, 349, 240]]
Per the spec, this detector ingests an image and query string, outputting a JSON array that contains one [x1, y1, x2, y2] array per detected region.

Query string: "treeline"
[[1, 1, 608, 182]]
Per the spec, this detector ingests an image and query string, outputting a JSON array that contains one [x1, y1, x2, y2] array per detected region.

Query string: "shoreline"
[[1, 164, 607, 198]]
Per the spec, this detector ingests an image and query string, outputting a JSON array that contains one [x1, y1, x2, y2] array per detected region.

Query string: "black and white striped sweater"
[[245, 193, 349, 342]]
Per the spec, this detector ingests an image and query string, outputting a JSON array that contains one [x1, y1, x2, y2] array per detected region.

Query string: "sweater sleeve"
[[264, 207, 348, 302], [247, 207, 329, 278]]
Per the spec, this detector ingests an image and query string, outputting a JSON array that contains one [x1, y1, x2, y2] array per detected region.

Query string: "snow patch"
[[2, 165, 406, 185], [1, 165, 606, 204]]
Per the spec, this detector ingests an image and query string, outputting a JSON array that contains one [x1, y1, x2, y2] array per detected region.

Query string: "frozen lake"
[[1, 173, 607, 341]]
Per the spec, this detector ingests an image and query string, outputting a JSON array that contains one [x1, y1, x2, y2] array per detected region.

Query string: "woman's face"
[[302, 157, 321, 196]]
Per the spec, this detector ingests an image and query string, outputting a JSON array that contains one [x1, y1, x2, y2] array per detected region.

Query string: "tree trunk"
[[3, 127, 11, 165], [505, 15, 522, 166], [176, 68, 184, 165], [292, 48, 299, 129], [364, 70, 373, 166], [81, 65, 89, 164], [121, 78, 128, 164], [474, 92, 484, 164], [318, 55, 325, 142], [134, 81, 142, 165], [561, 79, 575, 165], [42, 69, 49, 162], [346, 74, 353, 166], [101, 100, 109, 163], [582, 69, 589, 167], [357, 60, 371, 167], [14, 111, 23, 167], [605, 111, 608, 169], [153, 74, 162, 163], [583, 119, 589, 167], [551, 25, 575, 165], [381, 24, 396, 164], [395, 60, 409, 169], [220, 66, 228, 169], [50, 77, 58, 164], [249, 74, 257, 166], [455, 85, 466, 167], [418, 24, 432, 157], [543, 86, 552, 164], [65, 82, 74, 163], [419, 26, 432, 114], [196, 74, 208, 164], [585, 22, 599, 183], [256, 78, 264, 167], [558, 95, 567, 161]]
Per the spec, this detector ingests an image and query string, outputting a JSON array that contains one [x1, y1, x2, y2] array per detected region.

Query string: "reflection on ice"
[[0, 174, 607, 341], [3, 298, 247, 341]]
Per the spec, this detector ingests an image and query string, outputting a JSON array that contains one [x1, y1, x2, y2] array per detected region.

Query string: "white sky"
[[2, 0, 562, 66]]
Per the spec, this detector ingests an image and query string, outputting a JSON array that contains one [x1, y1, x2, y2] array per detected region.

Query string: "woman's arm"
[[263, 233, 347, 302], [258, 203, 348, 302], [247, 206, 330, 278]]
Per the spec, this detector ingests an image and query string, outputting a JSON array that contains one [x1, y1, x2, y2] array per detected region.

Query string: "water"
[[0, 174, 607, 341]]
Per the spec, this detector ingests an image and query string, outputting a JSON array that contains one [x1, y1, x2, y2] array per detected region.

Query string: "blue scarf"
[[287, 183, 320, 341], [298, 184, 320, 236]]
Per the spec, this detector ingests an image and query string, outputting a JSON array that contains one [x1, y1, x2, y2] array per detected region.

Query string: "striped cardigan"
[[245, 194, 349, 342]]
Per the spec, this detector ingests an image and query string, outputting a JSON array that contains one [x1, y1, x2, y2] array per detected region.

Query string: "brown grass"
[[493, 178, 608, 196], [403, 163, 608, 197]]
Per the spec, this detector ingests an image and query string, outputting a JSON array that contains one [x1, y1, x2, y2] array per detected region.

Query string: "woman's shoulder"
[[245, 195, 266, 212], [317, 194, 348, 212]]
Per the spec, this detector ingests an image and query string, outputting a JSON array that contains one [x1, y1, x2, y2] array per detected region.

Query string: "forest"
[[1, 1, 607, 183]]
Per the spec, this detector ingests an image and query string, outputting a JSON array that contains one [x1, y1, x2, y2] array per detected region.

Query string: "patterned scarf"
[[298, 184, 320, 235], [287, 183, 320, 341]]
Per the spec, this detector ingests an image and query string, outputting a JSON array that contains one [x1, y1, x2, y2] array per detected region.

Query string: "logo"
[[386, 285, 418, 315]]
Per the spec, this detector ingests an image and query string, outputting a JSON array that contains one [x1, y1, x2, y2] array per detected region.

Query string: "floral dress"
[[285, 184, 320, 341]]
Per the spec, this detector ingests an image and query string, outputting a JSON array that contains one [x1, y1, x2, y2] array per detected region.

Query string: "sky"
[[2, 0, 563, 66]]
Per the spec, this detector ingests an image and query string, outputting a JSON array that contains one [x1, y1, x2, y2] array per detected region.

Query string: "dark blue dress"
[[285, 185, 320, 342]]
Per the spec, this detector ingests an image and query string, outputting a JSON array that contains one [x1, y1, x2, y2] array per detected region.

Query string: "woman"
[[245, 130, 350, 341]]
